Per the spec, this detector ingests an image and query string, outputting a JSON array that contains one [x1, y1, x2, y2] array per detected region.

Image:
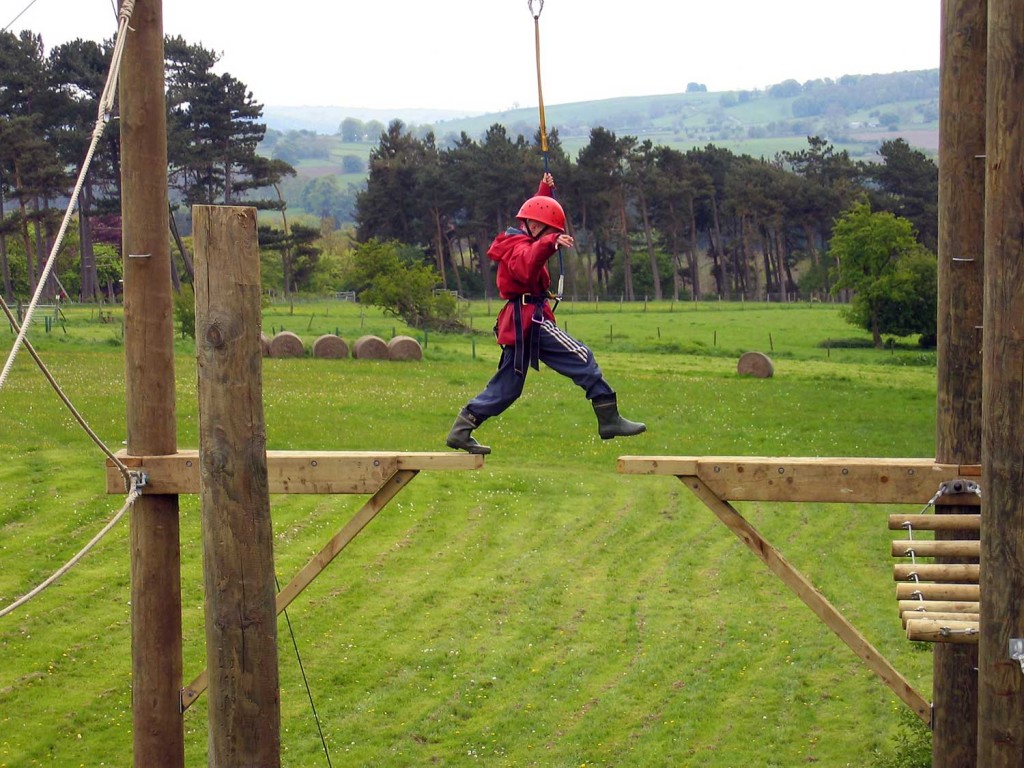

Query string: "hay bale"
[[737, 351, 774, 378], [260, 332, 271, 357], [353, 334, 388, 359], [387, 335, 422, 361], [312, 334, 349, 359], [269, 330, 305, 358]]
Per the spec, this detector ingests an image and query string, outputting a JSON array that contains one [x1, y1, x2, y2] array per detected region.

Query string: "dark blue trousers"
[[465, 319, 614, 421]]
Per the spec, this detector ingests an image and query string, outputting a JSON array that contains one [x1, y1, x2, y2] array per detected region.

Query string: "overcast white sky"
[[5, 0, 940, 114]]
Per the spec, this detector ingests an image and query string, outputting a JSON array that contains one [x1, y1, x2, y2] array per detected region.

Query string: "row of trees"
[[0, 29, 296, 302], [354, 121, 938, 312]]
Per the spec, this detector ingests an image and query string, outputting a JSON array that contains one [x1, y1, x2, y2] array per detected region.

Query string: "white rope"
[[0, 472, 145, 619], [0, 0, 136, 393]]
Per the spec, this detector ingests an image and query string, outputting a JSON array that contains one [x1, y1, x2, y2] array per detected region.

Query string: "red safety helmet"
[[516, 196, 566, 233]]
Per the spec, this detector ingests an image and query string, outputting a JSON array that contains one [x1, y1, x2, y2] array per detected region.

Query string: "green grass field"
[[0, 300, 935, 767]]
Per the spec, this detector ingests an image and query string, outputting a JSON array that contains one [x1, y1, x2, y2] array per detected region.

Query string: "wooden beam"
[[894, 564, 980, 583], [682, 475, 931, 724], [899, 600, 980, 616], [889, 514, 981, 531], [194, 205, 281, 765], [896, 583, 980, 601], [907, 619, 980, 645], [106, 450, 483, 494], [617, 456, 980, 504], [903, 612, 981, 628], [892, 540, 980, 558], [119, 1, 183, 765]]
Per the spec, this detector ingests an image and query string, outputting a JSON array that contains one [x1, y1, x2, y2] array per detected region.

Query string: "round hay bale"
[[260, 332, 271, 357], [312, 334, 349, 359], [387, 335, 422, 361], [353, 334, 388, 360], [269, 330, 305, 358], [737, 351, 775, 378]]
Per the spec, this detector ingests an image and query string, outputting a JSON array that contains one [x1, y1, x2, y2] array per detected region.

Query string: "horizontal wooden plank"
[[896, 583, 980, 601], [888, 514, 981, 531], [891, 539, 980, 558], [617, 456, 981, 504], [107, 449, 483, 494], [905, 618, 979, 644], [893, 563, 980, 583], [902, 610, 980, 628], [898, 599, 980, 616]]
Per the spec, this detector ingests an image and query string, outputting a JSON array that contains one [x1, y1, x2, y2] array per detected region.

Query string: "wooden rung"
[[893, 563, 979, 583], [888, 514, 980, 531], [905, 618, 979, 644], [901, 611, 979, 628], [897, 599, 979, 616], [896, 583, 980, 601], [891, 540, 979, 558]]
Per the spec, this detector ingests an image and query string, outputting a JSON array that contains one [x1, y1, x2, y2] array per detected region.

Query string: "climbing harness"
[[527, 0, 564, 307]]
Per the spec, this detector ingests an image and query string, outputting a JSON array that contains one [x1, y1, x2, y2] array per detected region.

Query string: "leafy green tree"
[[346, 238, 457, 330], [830, 201, 935, 346], [47, 37, 119, 301], [165, 36, 291, 209], [355, 120, 428, 245], [862, 138, 938, 251], [339, 117, 365, 142], [258, 222, 322, 295], [0, 30, 67, 298]]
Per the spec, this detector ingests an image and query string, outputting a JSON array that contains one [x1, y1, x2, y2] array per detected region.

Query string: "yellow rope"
[[533, 11, 548, 154]]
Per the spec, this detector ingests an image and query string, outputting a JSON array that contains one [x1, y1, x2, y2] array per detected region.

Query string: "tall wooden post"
[[979, 1, 1024, 764], [119, 1, 184, 766], [934, 0, 986, 764], [193, 205, 281, 767]]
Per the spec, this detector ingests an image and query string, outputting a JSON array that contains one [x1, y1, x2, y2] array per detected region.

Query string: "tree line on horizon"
[[353, 120, 938, 311], [0, 26, 939, 346]]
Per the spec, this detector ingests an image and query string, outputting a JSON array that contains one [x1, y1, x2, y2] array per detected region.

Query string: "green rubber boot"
[[592, 394, 646, 439], [446, 409, 491, 455]]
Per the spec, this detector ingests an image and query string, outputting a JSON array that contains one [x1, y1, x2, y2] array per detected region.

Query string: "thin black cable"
[[277, 576, 333, 767]]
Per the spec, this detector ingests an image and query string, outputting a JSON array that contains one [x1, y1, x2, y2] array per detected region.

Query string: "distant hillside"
[[264, 70, 940, 160], [262, 105, 477, 134]]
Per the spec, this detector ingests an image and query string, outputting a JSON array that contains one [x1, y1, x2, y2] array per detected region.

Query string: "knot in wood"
[[205, 323, 225, 348]]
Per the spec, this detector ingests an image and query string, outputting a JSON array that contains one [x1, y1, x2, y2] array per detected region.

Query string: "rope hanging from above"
[[526, 0, 564, 303]]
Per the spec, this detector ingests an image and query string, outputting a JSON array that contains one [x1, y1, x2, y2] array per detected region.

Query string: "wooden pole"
[[935, 0, 987, 763], [193, 205, 281, 767], [118, 1, 183, 766], [980, 1, 1024, 764]]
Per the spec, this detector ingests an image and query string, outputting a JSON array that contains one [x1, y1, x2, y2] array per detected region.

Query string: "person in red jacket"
[[446, 173, 645, 455]]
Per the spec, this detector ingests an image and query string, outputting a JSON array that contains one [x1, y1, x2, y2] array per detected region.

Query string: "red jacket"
[[487, 180, 559, 346]]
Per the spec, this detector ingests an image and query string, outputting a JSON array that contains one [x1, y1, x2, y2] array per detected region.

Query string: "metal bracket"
[[1010, 638, 1024, 673], [934, 478, 982, 505]]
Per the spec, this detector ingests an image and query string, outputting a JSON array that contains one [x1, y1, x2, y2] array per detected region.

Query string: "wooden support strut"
[[679, 475, 931, 724], [102, 449, 483, 710], [180, 467, 423, 710]]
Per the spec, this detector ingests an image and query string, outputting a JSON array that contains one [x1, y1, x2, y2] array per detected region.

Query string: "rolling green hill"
[[266, 69, 939, 164], [264, 69, 939, 227]]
